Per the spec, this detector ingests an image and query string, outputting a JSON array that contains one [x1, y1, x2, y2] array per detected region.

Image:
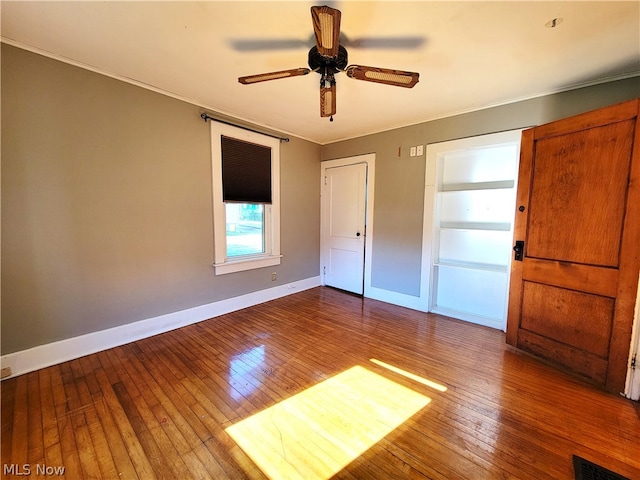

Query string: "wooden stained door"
[[506, 99, 640, 393]]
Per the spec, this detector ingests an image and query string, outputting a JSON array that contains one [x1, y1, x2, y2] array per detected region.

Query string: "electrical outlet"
[[417, 145, 424, 156], [410, 146, 417, 157], [271, 272, 277, 281]]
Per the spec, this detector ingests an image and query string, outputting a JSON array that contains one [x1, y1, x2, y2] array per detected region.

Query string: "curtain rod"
[[200, 113, 290, 143]]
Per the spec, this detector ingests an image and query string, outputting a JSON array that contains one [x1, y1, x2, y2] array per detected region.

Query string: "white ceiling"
[[2, 1, 639, 144]]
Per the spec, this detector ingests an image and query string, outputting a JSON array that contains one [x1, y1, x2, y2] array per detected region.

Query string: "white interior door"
[[322, 162, 367, 294]]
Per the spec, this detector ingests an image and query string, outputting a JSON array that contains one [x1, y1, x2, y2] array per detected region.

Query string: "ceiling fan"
[[238, 5, 420, 121]]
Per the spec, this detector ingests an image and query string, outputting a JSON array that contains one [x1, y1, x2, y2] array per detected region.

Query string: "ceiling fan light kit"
[[238, 5, 420, 120]]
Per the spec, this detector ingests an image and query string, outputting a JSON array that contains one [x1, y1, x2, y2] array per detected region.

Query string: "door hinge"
[[324, 176, 328, 185], [323, 266, 326, 275], [631, 353, 637, 370]]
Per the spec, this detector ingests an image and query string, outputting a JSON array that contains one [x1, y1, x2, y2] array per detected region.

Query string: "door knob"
[[513, 240, 524, 261], [356, 232, 361, 237]]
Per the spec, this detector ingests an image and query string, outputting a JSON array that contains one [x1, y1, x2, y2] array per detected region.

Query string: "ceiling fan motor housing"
[[308, 45, 348, 74]]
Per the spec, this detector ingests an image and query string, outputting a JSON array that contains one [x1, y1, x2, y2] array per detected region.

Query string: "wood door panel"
[[533, 98, 639, 138], [507, 99, 640, 393], [517, 330, 609, 384], [520, 282, 614, 357], [527, 120, 634, 267], [522, 258, 618, 298]]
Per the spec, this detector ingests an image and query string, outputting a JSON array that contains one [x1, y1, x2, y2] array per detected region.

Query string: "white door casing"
[[422, 129, 523, 330], [625, 271, 640, 400]]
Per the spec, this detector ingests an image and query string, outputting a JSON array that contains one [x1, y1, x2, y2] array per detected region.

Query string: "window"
[[210, 122, 281, 275], [226, 203, 265, 257]]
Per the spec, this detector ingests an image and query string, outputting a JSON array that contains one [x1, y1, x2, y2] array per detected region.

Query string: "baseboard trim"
[[429, 306, 504, 331], [365, 286, 428, 312], [0, 276, 321, 380]]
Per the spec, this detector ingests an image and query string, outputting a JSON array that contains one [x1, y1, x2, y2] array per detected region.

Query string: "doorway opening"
[[422, 130, 523, 331]]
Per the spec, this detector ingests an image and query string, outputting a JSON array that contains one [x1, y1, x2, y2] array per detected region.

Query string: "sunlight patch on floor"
[[225, 365, 431, 480], [369, 358, 448, 392]]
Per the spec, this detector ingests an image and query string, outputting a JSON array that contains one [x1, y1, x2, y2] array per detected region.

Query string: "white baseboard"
[[365, 286, 428, 312], [0, 276, 321, 380], [429, 306, 504, 331]]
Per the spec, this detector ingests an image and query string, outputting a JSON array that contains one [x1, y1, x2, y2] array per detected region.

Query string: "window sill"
[[213, 255, 282, 275]]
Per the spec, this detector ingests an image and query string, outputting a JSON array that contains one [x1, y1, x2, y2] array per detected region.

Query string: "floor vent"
[[573, 455, 630, 480]]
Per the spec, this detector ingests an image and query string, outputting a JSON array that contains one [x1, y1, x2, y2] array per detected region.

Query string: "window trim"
[[210, 122, 281, 275]]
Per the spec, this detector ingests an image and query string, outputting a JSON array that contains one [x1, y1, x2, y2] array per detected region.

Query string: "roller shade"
[[221, 135, 272, 203]]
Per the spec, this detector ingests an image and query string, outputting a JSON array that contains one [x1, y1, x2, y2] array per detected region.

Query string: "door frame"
[[421, 129, 524, 329], [320, 154, 375, 297], [625, 274, 640, 400]]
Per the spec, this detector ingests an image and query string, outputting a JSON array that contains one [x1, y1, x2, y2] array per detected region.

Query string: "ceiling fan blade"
[[311, 5, 341, 57], [230, 38, 311, 52], [341, 35, 426, 50], [345, 65, 419, 88], [320, 83, 336, 117], [238, 68, 311, 85]]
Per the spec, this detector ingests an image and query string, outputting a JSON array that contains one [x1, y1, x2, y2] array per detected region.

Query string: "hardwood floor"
[[2, 287, 639, 479]]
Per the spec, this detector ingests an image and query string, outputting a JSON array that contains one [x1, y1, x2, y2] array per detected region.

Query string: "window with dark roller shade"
[[221, 136, 272, 203], [210, 121, 281, 275]]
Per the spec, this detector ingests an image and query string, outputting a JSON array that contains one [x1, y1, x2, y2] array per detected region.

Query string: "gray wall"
[[2, 45, 321, 354], [3, 42, 638, 356], [321, 77, 640, 297]]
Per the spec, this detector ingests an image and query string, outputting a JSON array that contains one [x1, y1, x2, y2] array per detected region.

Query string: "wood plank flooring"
[[2, 287, 639, 479]]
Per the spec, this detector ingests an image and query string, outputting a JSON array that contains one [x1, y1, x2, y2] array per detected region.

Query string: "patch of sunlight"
[[225, 365, 430, 480], [369, 358, 448, 392]]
